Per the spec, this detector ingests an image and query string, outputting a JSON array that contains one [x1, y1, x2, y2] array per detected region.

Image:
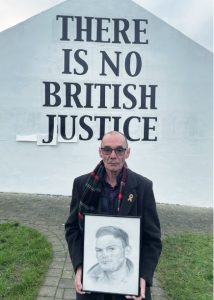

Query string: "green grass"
[[0, 222, 53, 300], [157, 233, 213, 300]]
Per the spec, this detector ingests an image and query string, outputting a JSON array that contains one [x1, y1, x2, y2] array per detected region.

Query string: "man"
[[65, 131, 162, 300], [87, 226, 134, 288]]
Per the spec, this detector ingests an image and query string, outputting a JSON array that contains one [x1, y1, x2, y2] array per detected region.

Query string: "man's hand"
[[125, 278, 146, 300], [75, 266, 86, 294]]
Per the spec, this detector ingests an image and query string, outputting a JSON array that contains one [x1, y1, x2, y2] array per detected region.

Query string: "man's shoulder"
[[73, 173, 90, 185], [127, 168, 153, 186], [75, 173, 90, 182], [87, 263, 103, 278]]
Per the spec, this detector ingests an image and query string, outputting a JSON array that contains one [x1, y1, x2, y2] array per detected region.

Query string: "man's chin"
[[100, 265, 114, 271], [106, 164, 121, 172]]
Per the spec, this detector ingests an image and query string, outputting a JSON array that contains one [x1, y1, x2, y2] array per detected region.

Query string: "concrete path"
[[0, 193, 212, 300]]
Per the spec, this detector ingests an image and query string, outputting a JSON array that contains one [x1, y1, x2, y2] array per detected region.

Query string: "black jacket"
[[65, 168, 162, 288]]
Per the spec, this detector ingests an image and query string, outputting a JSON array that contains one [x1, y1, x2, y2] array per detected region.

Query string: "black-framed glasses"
[[100, 147, 127, 156]]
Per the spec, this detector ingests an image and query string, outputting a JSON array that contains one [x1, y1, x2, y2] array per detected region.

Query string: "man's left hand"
[[125, 278, 146, 300]]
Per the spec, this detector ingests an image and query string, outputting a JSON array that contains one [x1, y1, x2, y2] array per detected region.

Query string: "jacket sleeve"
[[65, 177, 84, 272], [140, 180, 162, 286]]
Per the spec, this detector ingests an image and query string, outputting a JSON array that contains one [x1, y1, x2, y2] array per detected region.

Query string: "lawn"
[[0, 222, 53, 300], [157, 233, 213, 300]]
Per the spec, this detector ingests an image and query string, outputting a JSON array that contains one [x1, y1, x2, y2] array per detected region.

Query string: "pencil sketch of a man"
[[87, 226, 134, 286]]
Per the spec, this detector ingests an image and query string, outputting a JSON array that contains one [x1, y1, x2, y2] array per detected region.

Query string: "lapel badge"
[[128, 194, 134, 202]]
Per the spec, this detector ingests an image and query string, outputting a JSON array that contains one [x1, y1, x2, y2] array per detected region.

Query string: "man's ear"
[[99, 147, 102, 158], [125, 245, 131, 256], [125, 148, 130, 159]]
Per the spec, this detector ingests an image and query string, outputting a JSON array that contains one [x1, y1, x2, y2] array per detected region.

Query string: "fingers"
[[75, 277, 85, 294], [75, 266, 85, 294], [75, 283, 85, 294], [125, 278, 146, 300], [75, 275, 85, 294], [140, 278, 146, 299]]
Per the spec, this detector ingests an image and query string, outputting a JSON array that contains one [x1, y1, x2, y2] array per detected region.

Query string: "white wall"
[[0, 0, 212, 207]]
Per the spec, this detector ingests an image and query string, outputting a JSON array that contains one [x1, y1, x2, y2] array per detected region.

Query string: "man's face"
[[95, 235, 127, 272], [99, 133, 130, 173]]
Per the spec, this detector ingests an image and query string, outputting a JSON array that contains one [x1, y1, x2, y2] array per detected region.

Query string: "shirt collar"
[[101, 168, 123, 187]]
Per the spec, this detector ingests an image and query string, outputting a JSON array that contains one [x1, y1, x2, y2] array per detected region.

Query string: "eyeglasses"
[[100, 147, 127, 156]]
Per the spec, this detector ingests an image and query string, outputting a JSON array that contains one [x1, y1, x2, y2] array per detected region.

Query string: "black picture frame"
[[82, 214, 141, 296]]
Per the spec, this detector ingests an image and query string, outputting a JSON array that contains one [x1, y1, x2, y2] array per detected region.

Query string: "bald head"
[[101, 131, 128, 148]]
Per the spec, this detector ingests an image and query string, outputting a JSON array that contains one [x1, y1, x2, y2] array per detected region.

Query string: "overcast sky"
[[0, 0, 212, 51]]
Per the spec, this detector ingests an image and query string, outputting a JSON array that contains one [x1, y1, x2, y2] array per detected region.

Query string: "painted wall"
[[0, 0, 212, 207]]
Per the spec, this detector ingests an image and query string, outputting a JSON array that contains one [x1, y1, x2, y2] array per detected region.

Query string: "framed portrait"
[[82, 214, 141, 296]]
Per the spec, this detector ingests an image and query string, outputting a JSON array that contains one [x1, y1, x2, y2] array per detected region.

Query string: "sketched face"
[[95, 235, 127, 272]]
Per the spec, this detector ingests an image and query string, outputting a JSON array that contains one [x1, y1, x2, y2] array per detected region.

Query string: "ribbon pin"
[[128, 194, 134, 202]]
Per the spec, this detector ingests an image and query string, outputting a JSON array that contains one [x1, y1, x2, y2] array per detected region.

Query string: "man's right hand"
[[75, 266, 86, 294]]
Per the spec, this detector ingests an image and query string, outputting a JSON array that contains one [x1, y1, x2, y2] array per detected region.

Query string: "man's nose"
[[109, 149, 117, 158], [102, 249, 109, 257]]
